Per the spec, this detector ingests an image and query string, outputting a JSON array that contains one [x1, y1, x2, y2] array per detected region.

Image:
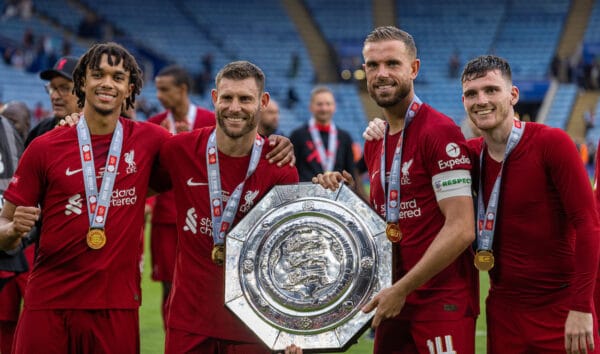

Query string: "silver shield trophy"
[[225, 183, 391, 351]]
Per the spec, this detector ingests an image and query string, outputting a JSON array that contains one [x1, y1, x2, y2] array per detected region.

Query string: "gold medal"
[[474, 250, 494, 271], [211, 244, 225, 266], [87, 228, 106, 250], [386, 223, 402, 243]]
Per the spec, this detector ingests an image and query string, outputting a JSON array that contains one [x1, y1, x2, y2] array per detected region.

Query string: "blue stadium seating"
[[545, 83, 578, 129]]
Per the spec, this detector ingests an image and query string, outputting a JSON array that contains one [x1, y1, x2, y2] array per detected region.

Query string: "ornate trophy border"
[[225, 183, 391, 351]]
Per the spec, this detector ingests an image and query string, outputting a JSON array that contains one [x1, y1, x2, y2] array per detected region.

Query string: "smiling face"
[[212, 77, 267, 139], [83, 54, 133, 117], [362, 39, 419, 108], [310, 90, 336, 124], [48, 76, 79, 119], [462, 69, 519, 132]]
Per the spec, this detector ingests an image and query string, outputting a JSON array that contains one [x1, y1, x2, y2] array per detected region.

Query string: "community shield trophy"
[[225, 183, 391, 351]]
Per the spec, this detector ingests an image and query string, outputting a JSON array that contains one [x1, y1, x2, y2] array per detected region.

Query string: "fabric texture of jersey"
[[289, 123, 355, 182], [147, 107, 215, 224], [147, 106, 215, 282], [159, 126, 299, 342], [4, 118, 171, 310], [363, 103, 478, 321], [468, 122, 600, 312]]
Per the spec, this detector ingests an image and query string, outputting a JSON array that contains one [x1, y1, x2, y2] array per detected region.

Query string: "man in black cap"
[[25, 56, 80, 147]]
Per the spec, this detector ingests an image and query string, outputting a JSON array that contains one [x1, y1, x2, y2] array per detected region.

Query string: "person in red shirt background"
[[145, 64, 215, 327]]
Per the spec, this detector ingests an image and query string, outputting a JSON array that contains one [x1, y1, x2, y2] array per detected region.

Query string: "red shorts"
[[150, 223, 178, 282], [0, 271, 28, 321], [165, 327, 270, 354], [487, 295, 600, 354], [13, 308, 139, 354], [373, 316, 475, 354]]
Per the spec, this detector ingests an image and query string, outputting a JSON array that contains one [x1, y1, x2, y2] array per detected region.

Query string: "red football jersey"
[[471, 123, 599, 312], [4, 118, 170, 310], [159, 126, 298, 341], [148, 105, 215, 224], [364, 104, 478, 321]]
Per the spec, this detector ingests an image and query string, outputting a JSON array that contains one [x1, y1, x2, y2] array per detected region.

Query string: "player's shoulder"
[[419, 104, 460, 128], [165, 125, 212, 149], [147, 111, 168, 125], [335, 126, 354, 140], [195, 106, 215, 118], [289, 123, 309, 136], [521, 121, 567, 142], [120, 119, 171, 151]]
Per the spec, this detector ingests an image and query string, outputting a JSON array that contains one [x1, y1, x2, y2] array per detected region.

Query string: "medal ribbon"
[[76, 117, 123, 230], [381, 96, 422, 224], [206, 129, 264, 246], [308, 118, 337, 172], [476, 119, 525, 251], [166, 103, 197, 134]]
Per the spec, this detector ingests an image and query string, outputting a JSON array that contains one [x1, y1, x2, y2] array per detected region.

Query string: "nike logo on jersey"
[[186, 178, 208, 187], [65, 167, 83, 176]]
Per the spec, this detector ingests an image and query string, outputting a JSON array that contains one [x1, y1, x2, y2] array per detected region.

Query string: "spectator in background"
[[1, 0, 31, 20], [61, 38, 72, 57], [32, 102, 47, 124], [584, 106, 595, 135], [0, 101, 27, 354], [288, 51, 300, 78], [290, 85, 357, 184], [0, 101, 30, 141], [193, 53, 214, 97], [448, 49, 461, 78], [146, 65, 215, 328], [26, 56, 80, 147], [77, 12, 103, 41], [258, 98, 281, 137], [286, 86, 299, 109]]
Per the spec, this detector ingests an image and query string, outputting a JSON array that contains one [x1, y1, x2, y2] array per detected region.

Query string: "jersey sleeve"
[[546, 128, 599, 312], [422, 124, 473, 201], [152, 134, 176, 193], [3, 138, 46, 207]]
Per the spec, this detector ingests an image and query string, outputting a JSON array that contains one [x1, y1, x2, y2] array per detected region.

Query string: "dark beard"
[[370, 82, 411, 108], [217, 115, 257, 139]]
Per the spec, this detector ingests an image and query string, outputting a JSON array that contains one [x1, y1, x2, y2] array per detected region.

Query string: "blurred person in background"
[[0, 101, 26, 354], [26, 56, 80, 147], [0, 101, 30, 141], [290, 86, 357, 184], [257, 98, 280, 137], [146, 65, 215, 328]]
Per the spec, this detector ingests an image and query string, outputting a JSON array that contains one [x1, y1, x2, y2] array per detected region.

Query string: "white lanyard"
[[206, 130, 264, 245]]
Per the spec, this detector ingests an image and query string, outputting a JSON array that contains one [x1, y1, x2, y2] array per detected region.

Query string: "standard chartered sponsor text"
[[110, 187, 137, 206], [399, 198, 421, 218]]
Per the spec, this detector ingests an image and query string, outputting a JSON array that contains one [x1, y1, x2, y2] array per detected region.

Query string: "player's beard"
[[369, 80, 411, 108], [217, 109, 258, 139]]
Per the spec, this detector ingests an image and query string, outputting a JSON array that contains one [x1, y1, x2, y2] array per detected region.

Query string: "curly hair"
[[72, 42, 143, 111]]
